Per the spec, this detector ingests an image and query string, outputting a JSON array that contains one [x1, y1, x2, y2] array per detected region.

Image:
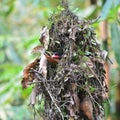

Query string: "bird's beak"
[[52, 54, 60, 59]]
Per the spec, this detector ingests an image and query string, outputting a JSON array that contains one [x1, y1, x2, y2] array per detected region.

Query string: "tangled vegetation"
[[22, 2, 109, 120]]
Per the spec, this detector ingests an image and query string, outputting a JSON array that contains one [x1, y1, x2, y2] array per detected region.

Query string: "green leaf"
[[76, 6, 96, 18], [6, 42, 22, 64], [0, 51, 5, 63], [114, 0, 120, 7], [23, 36, 40, 49], [89, 86, 96, 92], [0, 64, 22, 82], [0, 83, 12, 95], [100, 0, 113, 20], [0, 105, 33, 120], [108, 6, 119, 21], [100, 0, 120, 21], [111, 22, 120, 66], [57, 5, 65, 11], [0, 88, 14, 104], [5, 4, 14, 17], [88, 74, 94, 78], [85, 81, 88, 85]]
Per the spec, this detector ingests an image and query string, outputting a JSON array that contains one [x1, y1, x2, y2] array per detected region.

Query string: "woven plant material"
[[22, 3, 109, 120]]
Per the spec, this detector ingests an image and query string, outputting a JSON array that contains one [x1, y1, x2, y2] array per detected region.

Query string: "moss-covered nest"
[[22, 2, 109, 120]]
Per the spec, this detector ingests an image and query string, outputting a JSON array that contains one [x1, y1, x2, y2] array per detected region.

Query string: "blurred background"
[[0, 0, 120, 120]]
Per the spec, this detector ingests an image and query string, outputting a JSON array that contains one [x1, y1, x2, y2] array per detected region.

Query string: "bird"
[[44, 52, 62, 64], [51, 52, 62, 59]]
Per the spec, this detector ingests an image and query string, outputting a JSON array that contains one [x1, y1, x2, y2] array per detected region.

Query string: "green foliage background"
[[0, 0, 120, 119]]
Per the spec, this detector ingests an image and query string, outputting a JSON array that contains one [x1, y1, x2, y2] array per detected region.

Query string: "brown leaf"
[[71, 83, 77, 92], [21, 58, 39, 88], [39, 26, 49, 50], [73, 93, 80, 113], [86, 59, 94, 68], [71, 83, 81, 112], [69, 116, 74, 120], [29, 85, 39, 105], [63, 92, 71, 98], [100, 50, 108, 60], [68, 25, 77, 41], [101, 91, 109, 100], [39, 54, 47, 79], [67, 104, 76, 117], [80, 96, 93, 120], [32, 45, 44, 54]]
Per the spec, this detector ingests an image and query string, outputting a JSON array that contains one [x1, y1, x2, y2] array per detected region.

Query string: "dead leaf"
[[100, 50, 108, 60], [39, 54, 47, 79], [71, 83, 81, 112], [63, 92, 71, 98], [73, 93, 80, 113], [71, 83, 77, 92], [67, 104, 76, 117], [69, 116, 74, 120], [39, 26, 49, 50], [32, 45, 44, 54], [21, 58, 39, 88], [69, 25, 78, 41], [29, 85, 39, 105], [86, 59, 94, 68], [80, 96, 93, 120]]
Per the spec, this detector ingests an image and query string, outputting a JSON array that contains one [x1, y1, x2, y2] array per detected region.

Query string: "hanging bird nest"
[[21, 2, 109, 120]]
